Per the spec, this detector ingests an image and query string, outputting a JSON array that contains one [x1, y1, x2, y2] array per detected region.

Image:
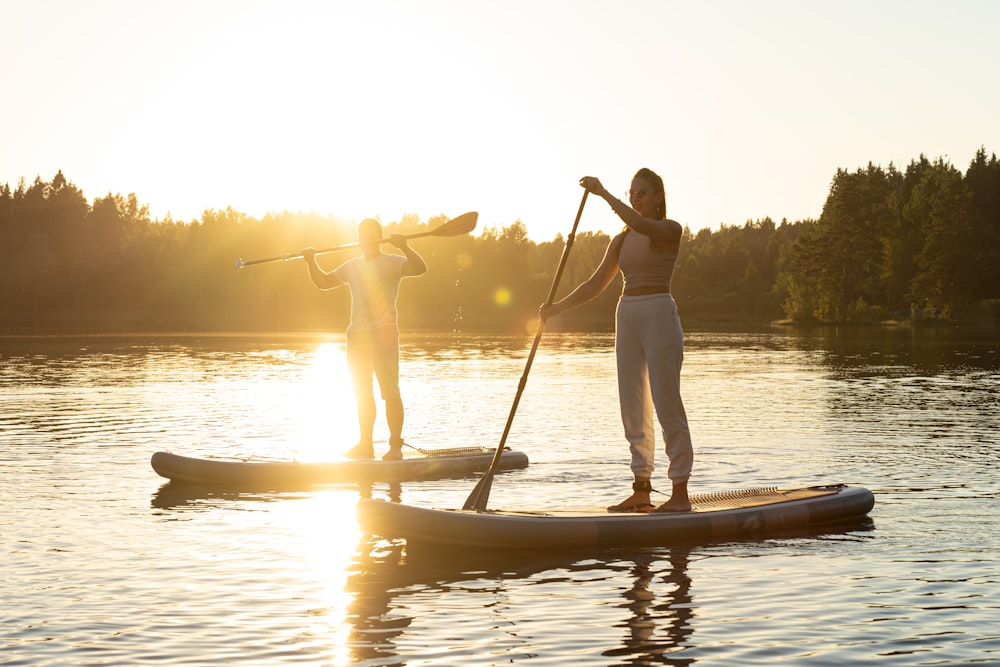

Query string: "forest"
[[2, 148, 999, 335]]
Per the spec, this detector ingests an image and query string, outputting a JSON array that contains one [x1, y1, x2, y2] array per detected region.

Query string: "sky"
[[3, 0, 999, 241]]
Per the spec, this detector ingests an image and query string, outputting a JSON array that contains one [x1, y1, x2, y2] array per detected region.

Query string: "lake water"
[[2, 327, 998, 666]]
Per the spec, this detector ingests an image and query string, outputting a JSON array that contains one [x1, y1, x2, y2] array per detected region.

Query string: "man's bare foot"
[[607, 492, 654, 513], [344, 441, 374, 460]]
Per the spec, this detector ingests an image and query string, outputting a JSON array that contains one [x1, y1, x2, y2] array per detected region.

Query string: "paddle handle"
[[235, 212, 478, 270], [463, 191, 588, 511]]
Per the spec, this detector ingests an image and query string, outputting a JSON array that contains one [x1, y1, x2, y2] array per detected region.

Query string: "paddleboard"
[[150, 448, 529, 487], [356, 484, 875, 549]]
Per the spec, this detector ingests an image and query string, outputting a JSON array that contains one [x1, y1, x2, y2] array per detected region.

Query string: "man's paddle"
[[463, 191, 589, 511], [234, 211, 478, 270]]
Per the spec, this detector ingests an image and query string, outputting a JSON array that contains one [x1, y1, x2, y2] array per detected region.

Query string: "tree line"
[[2, 148, 998, 335]]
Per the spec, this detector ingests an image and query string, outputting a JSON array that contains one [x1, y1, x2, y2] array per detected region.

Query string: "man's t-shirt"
[[332, 253, 408, 333]]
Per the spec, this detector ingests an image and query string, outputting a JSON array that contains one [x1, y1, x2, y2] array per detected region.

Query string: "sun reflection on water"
[[291, 342, 357, 461], [273, 490, 362, 666]]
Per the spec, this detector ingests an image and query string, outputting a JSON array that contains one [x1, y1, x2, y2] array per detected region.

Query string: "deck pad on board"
[[460, 486, 844, 518]]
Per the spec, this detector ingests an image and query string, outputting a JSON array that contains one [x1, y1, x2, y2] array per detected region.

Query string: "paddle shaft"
[[235, 211, 478, 269], [463, 191, 589, 511]]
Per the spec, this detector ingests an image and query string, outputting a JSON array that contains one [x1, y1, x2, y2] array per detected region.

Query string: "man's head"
[[357, 218, 383, 252]]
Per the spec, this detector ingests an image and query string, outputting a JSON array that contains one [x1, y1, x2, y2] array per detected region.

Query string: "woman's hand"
[[540, 300, 566, 320], [579, 176, 608, 197]]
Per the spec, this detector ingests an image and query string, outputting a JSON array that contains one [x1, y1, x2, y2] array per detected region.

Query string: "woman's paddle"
[[234, 211, 478, 270], [463, 191, 589, 511]]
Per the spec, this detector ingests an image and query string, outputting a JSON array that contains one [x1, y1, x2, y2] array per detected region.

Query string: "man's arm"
[[300, 248, 344, 289], [390, 235, 427, 277]]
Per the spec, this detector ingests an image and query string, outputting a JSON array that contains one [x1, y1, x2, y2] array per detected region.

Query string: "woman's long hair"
[[631, 167, 677, 252], [634, 167, 666, 220]]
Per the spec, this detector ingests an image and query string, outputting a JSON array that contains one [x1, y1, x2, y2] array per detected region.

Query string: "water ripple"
[[1, 330, 998, 665]]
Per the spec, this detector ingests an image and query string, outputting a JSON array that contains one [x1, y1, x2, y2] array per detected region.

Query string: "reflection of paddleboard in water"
[[150, 448, 528, 487], [357, 484, 875, 549]]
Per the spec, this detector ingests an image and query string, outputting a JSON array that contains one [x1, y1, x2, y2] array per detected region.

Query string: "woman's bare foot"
[[652, 497, 692, 513], [607, 492, 654, 513], [652, 479, 691, 513]]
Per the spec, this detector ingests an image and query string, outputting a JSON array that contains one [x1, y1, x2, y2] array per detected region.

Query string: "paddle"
[[234, 211, 479, 270], [463, 191, 589, 511]]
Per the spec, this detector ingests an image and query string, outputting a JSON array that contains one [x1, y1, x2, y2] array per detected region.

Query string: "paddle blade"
[[434, 211, 478, 237], [463, 473, 494, 511], [399, 211, 477, 243]]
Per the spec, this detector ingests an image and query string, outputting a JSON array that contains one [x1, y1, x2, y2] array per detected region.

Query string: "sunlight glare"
[[130, 3, 512, 225], [295, 341, 357, 461], [275, 491, 362, 666]]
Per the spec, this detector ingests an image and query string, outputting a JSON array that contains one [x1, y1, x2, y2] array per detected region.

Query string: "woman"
[[541, 168, 693, 512]]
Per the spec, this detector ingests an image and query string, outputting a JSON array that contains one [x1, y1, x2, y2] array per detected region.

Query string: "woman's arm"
[[544, 232, 626, 317], [606, 197, 683, 242], [580, 176, 682, 242]]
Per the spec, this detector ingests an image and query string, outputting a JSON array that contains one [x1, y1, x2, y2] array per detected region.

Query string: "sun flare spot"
[[493, 287, 512, 307]]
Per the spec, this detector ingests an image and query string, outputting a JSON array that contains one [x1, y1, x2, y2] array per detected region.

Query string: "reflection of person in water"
[[604, 549, 694, 664], [341, 482, 410, 663], [343, 538, 412, 663], [344, 545, 694, 664]]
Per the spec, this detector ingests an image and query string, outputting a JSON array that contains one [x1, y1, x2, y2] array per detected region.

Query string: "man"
[[301, 218, 427, 460]]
